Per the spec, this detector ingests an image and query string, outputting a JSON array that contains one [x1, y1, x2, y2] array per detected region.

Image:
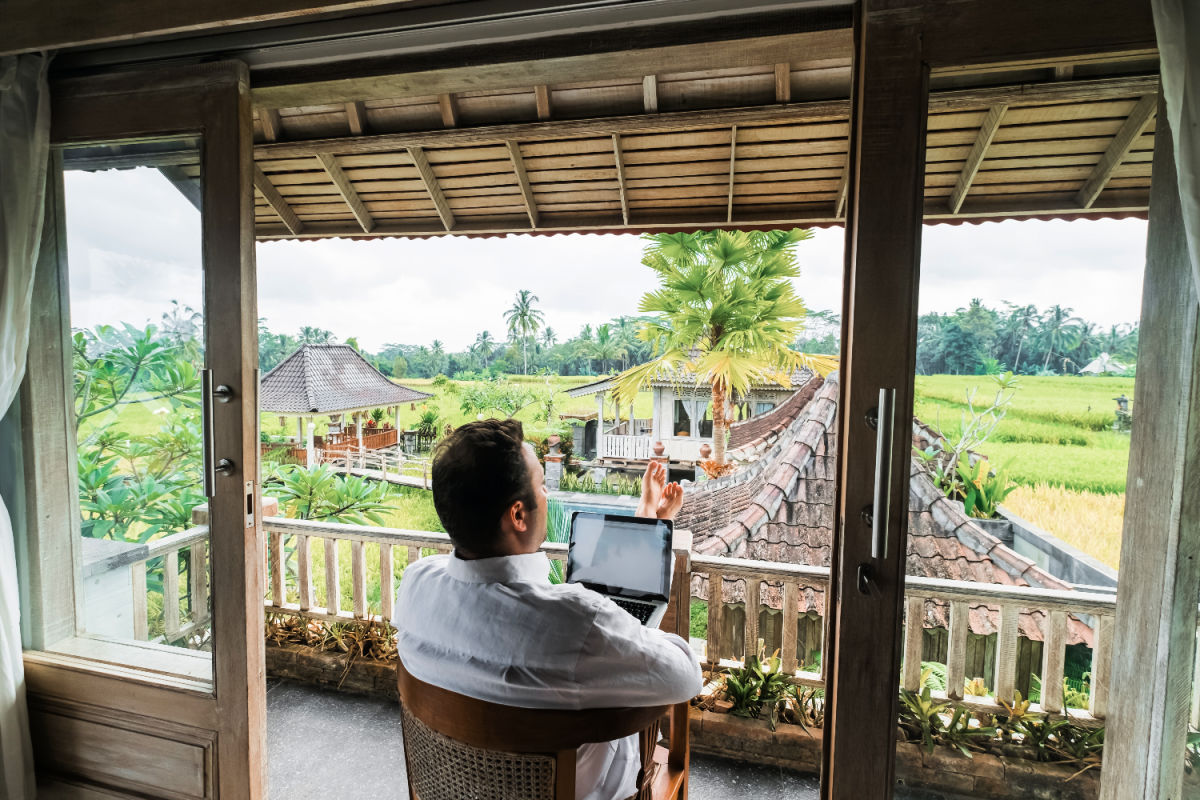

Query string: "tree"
[[613, 230, 837, 465], [1039, 305, 1085, 371], [503, 289, 545, 374], [298, 326, 335, 345], [589, 323, 625, 373], [541, 327, 557, 348], [392, 355, 408, 378]]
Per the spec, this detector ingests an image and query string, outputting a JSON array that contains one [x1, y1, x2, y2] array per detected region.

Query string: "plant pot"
[[699, 443, 712, 459], [653, 441, 666, 457], [547, 434, 561, 447]]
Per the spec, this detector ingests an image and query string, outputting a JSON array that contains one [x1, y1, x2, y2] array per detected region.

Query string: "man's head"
[[431, 419, 547, 559]]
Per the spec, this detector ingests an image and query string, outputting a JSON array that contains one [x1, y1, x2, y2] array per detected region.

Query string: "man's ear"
[[508, 500, 528, 534]]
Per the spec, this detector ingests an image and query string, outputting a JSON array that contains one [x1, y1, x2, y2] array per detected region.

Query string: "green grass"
[[913, 375, 1133, 494]]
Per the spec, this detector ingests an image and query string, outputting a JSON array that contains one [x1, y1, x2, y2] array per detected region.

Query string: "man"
[[394, 419, 700, 800]]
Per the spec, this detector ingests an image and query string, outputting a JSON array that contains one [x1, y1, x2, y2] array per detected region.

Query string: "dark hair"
[[431, 419, 538, 556]]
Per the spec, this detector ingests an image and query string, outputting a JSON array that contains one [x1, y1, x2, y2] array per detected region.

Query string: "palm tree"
[[541, 327, 557, 348], [1001, 302, 1038, 372], [503, 289, 546, 374], [613, 230, 837, 465], [299, 326, 334, 345], [1039, 305, 1085, 371], [472, 331, 496, 369], [590, 323, 625, 373]]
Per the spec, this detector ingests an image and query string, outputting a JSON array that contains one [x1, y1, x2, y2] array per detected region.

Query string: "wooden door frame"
[[824, 1, 1158, 798], [19, 61, 264, 799]]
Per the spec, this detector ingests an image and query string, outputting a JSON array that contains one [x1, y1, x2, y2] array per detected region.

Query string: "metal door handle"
[[871, 387, 896, 560], [202, 370, 236, 498]]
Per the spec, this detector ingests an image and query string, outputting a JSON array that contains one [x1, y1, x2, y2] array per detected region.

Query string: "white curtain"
[[1152, 0, 1200, 298], [0, 53, 51, 800]]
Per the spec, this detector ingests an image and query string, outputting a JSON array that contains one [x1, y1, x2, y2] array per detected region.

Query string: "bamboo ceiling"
[[221, 55, 1160, 240]]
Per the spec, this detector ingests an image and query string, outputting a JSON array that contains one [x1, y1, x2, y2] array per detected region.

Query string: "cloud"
[[62, 167, 1148, 351]]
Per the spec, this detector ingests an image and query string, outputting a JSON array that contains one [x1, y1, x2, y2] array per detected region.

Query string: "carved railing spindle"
[[744, 578, 762, 661], [781, 581, 799, 675], [132, 562, 148, 640], [1089, 613, 1114, 718], [380, 543, 394, 623], [946, 601, 969, 701], [189, 541, 208, 623], [994, 604, 1020, 703], [902, 595, 925, 692], [324, 538, 340, 616], [269, 531, 285, 608], [351, 540, 367, 618], [296, 534, 313, 611], [163, 550, 181, 639], [706, 572, 724, 665]]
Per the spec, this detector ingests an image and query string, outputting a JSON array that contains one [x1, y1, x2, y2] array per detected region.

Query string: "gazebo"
[[260, 343, 432, 465]]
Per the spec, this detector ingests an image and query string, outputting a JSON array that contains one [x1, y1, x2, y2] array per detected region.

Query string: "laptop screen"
[[566, 512, 673, 600]]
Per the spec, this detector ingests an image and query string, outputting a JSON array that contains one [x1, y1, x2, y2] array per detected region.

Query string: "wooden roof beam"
[[253, 189, 1151, 240], [254, 166, 303, 235], [254, 75, 1158, 161], [726, 125, 738, 225], [407, 146, 455, 231], [774, 63, 791, 103], [1075, 93, 1156, 209], [316, 153, 374, 233], [948, 103, 1008, 214], [260, 108, 281, 142], [643, 76, 658, 114], [835, 157, 849, 219], [535, 85, 552, 121], [158, 165, 202, 212], [612, 134, 629, 226], [506, 140, 539, 229], [438, 93, 459, 128], [345, 101, 366, 135]]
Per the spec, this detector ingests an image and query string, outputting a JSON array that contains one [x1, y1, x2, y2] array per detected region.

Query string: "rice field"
[[1002, 484, 1125, 570], [913, 375, 1134, 567]]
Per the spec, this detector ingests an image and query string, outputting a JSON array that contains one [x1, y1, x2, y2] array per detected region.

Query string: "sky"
[[65, 167, 1149, 353]]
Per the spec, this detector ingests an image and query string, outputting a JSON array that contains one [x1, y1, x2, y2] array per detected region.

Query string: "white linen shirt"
[[394, 550, 702, 800]]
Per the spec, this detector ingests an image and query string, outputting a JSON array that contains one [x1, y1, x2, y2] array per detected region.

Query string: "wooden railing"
[[323, 427, 398, 452], [129, 517, 1138, 726], [324, 449, 432, 488], [603, 434, 655, 460], [260, 517, 564, 624], [130, 524, 211, 644], [694, 551, 1119, 722]]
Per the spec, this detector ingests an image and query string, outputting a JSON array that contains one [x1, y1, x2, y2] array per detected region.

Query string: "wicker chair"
[[397, 660, 690, 800]]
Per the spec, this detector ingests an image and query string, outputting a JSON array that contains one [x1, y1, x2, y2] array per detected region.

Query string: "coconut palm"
[[503, 289, 546, 374], [541, 327, 557, 348], [1039, 305, 1085, 371], [471, 331, 496, 369], [298, 326, 334, 345], [590, 323, 626, 373], [613, 230, 838, 465]]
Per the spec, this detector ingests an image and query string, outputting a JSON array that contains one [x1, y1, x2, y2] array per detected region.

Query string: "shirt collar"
[[445, 550, 552, 585]]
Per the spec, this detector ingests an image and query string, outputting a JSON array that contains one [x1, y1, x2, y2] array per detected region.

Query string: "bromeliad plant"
[[722, 643, 795, 730]]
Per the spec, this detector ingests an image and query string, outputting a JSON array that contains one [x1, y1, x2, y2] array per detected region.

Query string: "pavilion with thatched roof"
[[261, 343, 432, 463]]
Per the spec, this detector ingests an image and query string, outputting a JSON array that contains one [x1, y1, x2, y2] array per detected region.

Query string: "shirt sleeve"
[[572, 600, 703, 708]]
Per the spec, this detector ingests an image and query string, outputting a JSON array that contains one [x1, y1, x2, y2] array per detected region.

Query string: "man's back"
[[395, 551, 701, 800]]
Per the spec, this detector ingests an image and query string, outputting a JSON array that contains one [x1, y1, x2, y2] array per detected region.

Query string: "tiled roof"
[[680, 375, 1096, 646], [564, 365, 813, 398], [260, 344, 432, 414]]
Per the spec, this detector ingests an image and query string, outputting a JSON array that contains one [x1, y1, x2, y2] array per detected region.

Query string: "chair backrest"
[[396, 661, 669, 800]]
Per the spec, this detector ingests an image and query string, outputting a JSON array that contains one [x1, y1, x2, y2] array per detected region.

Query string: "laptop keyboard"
[[611, 598, 655, 624]]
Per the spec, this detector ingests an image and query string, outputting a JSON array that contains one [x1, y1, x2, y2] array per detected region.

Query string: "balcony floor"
[[266, 680, 959, 800]]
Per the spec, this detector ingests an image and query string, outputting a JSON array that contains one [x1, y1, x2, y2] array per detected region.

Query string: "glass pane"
[[60, 138, 212, 677], [896, 217, 1146, 796]]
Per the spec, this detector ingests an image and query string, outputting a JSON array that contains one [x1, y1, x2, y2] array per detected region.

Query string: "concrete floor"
[[266, 680, 955, 800]]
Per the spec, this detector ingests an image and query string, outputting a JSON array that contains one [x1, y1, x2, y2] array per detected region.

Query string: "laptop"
[[566, 512, 674, 628]]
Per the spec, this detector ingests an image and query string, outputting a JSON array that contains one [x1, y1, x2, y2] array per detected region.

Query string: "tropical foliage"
[[611, 230, 838, 464], [503, 289, 546, 375], [916, 300, 1138, 376]]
